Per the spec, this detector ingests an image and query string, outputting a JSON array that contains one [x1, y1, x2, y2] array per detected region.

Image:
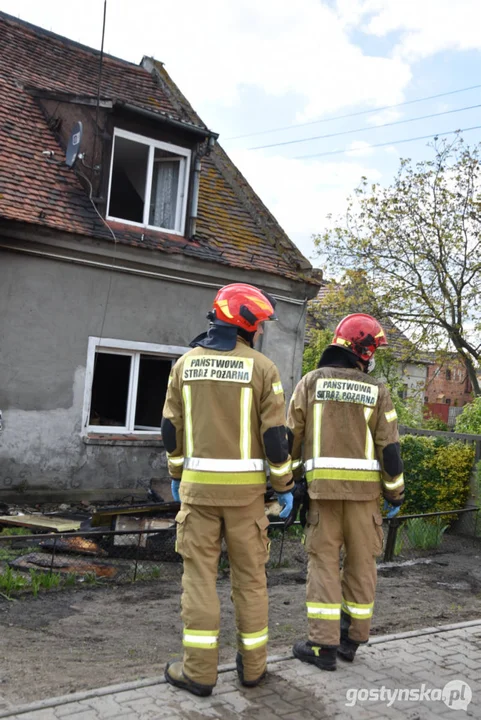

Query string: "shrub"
[[455, 397, 481, 434], [400, 435, 474, 516]]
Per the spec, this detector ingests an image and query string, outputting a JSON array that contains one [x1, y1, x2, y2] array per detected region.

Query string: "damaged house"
[[0, 13, 318, 503]]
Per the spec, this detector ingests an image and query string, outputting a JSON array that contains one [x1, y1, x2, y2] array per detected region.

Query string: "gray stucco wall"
[[0, 248, 307, 500]]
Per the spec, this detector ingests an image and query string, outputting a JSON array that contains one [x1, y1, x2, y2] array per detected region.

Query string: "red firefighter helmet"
[[212, 283, 277, 332], [332, 313, 388, 363]]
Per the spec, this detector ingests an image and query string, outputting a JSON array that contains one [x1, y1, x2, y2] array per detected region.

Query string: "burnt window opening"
[[446, 368, 452, 381], [107, 130, 190, 234], [88, 350, 173, 432], [89, 353, 131, 426], [108, 136, 148, 223], [134, 355, 171, 430]]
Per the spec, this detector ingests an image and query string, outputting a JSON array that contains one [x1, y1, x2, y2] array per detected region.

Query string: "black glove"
[[382, 489, 405, 508], [299, 484, 310, 528], [284, 478, 308, 529]]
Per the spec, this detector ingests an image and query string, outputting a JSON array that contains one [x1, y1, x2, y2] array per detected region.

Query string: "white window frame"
[[82, 337, 189, 436], [106, 128, 191, 236]]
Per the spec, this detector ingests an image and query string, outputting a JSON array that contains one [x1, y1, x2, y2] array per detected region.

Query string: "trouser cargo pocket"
[[175, 509, 191, 558], [372, 513, 384, 557], [304, 510, 319, 553], [256, 515, 270, 563]]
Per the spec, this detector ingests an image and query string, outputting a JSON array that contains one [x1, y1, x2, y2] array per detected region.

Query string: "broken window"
[[86, 342, 180, 434], [107, 129, 190, 234]]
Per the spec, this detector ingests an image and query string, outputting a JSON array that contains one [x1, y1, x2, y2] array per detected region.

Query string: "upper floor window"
[[445, 368, 452, 381], [107, 129, 191, 235]]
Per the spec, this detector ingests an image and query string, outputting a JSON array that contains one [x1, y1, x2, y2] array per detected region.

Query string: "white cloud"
[[229, 148, 381, 240], [345, 140, 373, 157], [367, 109, 402, 126], [356, 0, 481, 61]]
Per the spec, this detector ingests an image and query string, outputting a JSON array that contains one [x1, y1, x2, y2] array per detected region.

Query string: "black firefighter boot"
[[338, 611, 359, 662], [293, 641, 337, 671], [236, 652, 267, 687], [164, 661, 214, 697]]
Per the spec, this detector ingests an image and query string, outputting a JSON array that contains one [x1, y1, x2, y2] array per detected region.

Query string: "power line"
[[250, 103, 481, 150], [225, 84, 481, 141], [295, 125, 481, 160]]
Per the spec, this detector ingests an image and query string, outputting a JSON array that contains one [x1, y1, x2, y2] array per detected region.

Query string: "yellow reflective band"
[[384, 473, 404, 490], [306, 468, 381, 483], [306, 602, 341, 620], [240, 387, 253, 460], [182, 385, 193, 457], [167, 454, 184, 467], [272, 381, 283, 395], [184, 458, 264, 472], [364, 407, 375, 460], [239, 626, 269, 639], [385, 409, 398, 423], [269, 461, 292, 476], [183, 628, 219, 649], [182, 470, 266, 485], [342, 599, 374, 618], [238, 626, 269, 649], [238, 627, 269, 649], [313, 402, 323, 459], [168, 374, 173, 386], [292, 459, 303, 469]]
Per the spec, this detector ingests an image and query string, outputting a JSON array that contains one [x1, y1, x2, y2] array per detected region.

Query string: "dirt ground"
[[1, 537, 481, 706]]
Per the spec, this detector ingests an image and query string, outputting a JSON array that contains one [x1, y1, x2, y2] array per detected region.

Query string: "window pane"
[[89, 353, 131, 427], [109, 137, 149, 223], [134, 355, 172, 430], [149, 150, 180, 230]]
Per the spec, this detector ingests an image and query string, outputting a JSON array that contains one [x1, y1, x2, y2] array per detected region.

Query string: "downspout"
[[188, 156, 202, 239], [188, 135, 215, 239]]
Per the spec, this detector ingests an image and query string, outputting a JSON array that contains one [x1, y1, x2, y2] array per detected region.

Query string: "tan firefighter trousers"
[[174, 495, 270, 686], [305, 498, 384, 646]]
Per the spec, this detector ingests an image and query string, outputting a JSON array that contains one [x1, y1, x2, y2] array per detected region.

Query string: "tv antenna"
[[66, 121, 83, 167]]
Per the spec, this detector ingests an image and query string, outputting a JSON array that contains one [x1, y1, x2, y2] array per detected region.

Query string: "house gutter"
[[114, 101, 219, 141], [0, 243, 308, 306]]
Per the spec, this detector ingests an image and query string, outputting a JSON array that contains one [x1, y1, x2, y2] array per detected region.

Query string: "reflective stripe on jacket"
[[287, 366, 404, 502], [162, 337, 293, 506]]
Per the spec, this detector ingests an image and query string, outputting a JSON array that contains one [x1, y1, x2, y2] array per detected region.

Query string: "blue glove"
[[171, 479, 181, 503], [277, 491, 294, 519], [383, 500, 400, 519]]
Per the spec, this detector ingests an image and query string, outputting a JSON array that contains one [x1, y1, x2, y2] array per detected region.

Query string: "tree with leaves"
[[315, 137, 481, 395]]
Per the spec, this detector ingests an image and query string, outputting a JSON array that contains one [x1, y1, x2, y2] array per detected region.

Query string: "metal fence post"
[[383, 518, 400, 562], [132, 533, 142, 583], [49, 536, 58, 576]]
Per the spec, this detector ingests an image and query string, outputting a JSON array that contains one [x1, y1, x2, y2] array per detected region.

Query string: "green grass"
[[0, 567, 27, 597], [405, 517, 449, 550], [0, 527, 32, 536]]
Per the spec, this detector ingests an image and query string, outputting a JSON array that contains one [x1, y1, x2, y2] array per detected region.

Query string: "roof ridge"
[[0, 11, 145, 71]]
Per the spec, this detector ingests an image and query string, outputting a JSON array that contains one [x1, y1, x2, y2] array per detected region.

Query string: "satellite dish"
[[66, 121, 83, 167]]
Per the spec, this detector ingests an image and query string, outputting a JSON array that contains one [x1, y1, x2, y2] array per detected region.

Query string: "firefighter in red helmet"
[[287, 314, 404, 670], [162, 283, 294, 696]]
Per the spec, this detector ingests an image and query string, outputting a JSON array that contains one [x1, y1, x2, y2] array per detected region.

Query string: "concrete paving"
[[1, 621, 480, 719]]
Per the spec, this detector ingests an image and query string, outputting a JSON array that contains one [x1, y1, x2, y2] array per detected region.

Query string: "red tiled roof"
[[0, 12, 315, 284]]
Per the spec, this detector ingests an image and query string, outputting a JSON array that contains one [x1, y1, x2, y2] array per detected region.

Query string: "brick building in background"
[[424, 355, 474, 426]]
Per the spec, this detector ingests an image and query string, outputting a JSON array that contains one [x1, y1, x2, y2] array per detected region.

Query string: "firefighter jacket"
[[287, 366, 404, 503], [161, 337, 294, 507]]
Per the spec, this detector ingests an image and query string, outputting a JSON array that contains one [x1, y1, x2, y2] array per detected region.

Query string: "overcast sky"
[[2, 0, 481, 265]]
